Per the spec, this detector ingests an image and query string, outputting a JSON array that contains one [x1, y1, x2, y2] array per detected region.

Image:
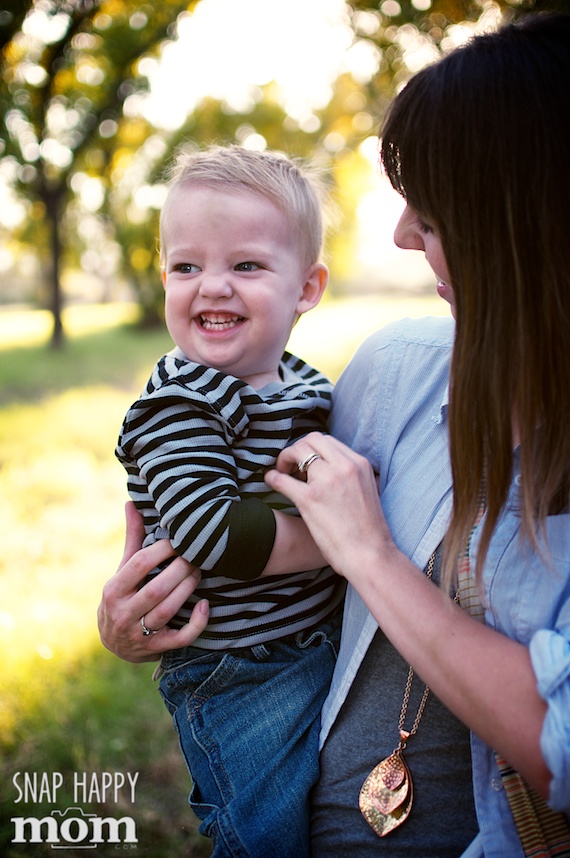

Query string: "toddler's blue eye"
[[235, 261, 260, 272], [175, 263, 200, 274]]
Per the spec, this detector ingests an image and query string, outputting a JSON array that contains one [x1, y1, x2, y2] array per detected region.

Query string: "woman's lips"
[[436, 279, 453, 304]]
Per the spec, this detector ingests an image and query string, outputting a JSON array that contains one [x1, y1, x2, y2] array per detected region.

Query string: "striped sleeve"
[[117, 383, 273, 572]]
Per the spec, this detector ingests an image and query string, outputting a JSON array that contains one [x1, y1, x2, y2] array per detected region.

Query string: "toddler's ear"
[[161, 269, 167, 289], [297, 263, 328, 315]]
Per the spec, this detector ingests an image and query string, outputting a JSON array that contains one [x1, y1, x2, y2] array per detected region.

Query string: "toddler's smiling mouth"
[[199, 313, 245, 330]]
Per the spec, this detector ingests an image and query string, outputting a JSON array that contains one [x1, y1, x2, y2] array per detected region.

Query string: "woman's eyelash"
[[416, 217, 434, 235]]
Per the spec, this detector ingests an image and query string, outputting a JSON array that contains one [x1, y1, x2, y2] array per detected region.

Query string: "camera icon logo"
[[50, 808, 98, 849], [12, 806, 137, 848]]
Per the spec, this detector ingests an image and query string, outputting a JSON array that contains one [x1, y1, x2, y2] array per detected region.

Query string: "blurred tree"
[[323, 0, 570, 289], [2, 0, 569, 345], [345, 0, 570, 117], [0, 0, 195, 347]]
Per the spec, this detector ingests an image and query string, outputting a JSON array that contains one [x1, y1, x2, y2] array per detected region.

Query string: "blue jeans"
[[157, 617, 341, 858]]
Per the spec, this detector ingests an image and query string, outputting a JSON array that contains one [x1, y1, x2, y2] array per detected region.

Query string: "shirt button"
[[515, 474, 522, 487], [491, 777, 503, 792]]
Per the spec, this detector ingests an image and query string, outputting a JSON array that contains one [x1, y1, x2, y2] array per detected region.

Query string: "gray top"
[[311, 543, 478, 856]]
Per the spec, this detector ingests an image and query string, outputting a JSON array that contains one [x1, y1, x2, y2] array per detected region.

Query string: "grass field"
[[0, 294, 448, 856]]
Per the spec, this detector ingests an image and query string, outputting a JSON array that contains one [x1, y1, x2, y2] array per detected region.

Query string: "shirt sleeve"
[[117, 393, 276, 575], [212, 498, 277, 580], [529, 628, 570, 812]]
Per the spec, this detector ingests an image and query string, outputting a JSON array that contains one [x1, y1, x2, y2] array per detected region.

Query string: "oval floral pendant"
[[359, 750, 413, 837]]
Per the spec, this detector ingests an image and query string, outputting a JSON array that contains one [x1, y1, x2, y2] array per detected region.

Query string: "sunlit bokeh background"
[[0, 0, 545, 852]]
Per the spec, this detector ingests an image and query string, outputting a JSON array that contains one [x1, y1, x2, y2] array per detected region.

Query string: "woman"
[[99, 13, 570, 856], [266, 11, 570, 856]]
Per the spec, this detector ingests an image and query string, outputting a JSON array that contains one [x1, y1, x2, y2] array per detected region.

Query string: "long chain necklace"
[[359, 550, 439, 837]]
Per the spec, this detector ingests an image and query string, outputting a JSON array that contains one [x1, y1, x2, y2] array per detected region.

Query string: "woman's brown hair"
[[381, 13, 570, 587]]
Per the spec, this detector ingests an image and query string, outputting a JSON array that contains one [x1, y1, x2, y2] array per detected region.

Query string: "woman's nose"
[[394, 204, 425, 251]]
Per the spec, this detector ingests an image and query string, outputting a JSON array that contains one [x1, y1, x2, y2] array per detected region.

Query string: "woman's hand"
[[267, 434, 551, 797], [97, 502, 209, 663], [265, 432, 393, 579]]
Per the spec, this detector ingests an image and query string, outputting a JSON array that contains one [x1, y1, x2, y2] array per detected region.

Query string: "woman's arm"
[[97, 503, 209, 663], [265, 432, 552, 798]]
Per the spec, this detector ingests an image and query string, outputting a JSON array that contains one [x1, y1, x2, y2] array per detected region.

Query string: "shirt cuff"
[[211, 498, 276, 580], [530, 628, 570, 812]]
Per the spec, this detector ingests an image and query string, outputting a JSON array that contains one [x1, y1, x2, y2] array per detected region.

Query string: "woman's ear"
[[296, 263, 329, 316]]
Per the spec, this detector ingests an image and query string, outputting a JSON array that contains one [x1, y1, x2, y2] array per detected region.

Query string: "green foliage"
[[3, 0, 569, 348], [0, 297, 449, 856], [0, 308, 171, 404], [0, 0, 196, 344], [0, 306, 210, 855], [0, 652, 212, 857]]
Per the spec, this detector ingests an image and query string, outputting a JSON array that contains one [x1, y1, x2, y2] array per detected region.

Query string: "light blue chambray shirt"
[[321, 315, 570, 858]]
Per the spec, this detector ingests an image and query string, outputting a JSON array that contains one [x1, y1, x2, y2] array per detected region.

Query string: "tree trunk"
[[43, 186, 65, 349]]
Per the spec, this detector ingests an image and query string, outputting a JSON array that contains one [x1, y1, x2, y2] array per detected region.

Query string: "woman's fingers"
[[142, 598, 210, 653], [136, 555, 203, 632], [120, 501, 147, 567], [265, 433, 387, 576], [271, 432, 328, 475], [98, 504, 209, 662], [99, 558, 209, 662], [272, 432, 367, 475], [108, 506, 178, 601], [265, 433, 365, 505]]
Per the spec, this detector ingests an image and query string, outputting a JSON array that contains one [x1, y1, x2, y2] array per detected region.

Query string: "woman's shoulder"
[[342, 315, 455, 382], [332, 315, 453, 435], [362, 314, 455, 353]]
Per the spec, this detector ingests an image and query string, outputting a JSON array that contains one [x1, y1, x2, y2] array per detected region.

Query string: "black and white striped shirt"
[[116, 348, 344, 649]]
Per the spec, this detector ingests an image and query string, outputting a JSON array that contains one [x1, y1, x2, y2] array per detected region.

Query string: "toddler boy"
[[116, 145, 343, 857]]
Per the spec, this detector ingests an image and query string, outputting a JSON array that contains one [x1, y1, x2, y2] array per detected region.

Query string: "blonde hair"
[[159, 144, 327, 269]]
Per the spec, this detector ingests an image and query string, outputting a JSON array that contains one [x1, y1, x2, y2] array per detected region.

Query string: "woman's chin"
[[436, 280, 455, 315]]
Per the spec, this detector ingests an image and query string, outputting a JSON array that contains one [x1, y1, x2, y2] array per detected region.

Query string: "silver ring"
[[141, 615, 159, 637], [297, 452, 321, 474]]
